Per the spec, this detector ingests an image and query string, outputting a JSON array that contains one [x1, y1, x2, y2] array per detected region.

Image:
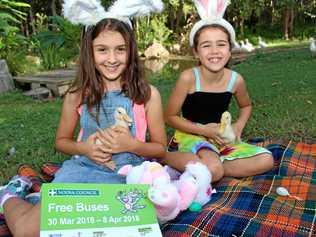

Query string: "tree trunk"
[[283, 8, 290, 40], [289, 7, 294, 38], [29, 7, 35, 34], [51, 0, 57, 16], [23, 20, 29, 37], [168, 9, 175, 33], [239, 17, 245, 38], [270, 0, 277, 26], [283, 6, 295, 40], [175, 1, 184, 34]]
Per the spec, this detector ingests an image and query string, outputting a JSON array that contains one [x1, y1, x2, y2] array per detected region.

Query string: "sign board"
[[40, 183, 162, 237]]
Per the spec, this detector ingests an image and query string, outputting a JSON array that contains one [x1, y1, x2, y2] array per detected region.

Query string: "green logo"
[[116, 189, 146, 214]]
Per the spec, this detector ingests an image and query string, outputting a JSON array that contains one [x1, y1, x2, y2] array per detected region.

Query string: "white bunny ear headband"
[[63, 0, 164, 29], [189, 0, 236, 47]]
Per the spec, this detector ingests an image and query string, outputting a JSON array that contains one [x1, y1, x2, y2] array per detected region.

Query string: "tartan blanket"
[[0, 140, 315, 237], [161, 140, 316, 237]]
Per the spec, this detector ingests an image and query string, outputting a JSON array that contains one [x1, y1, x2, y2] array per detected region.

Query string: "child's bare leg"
[[163, 150, 224, 182], [223, 153, 274, 177], [197, 149, 224, 182], [4, 199, 40, 237], [162, 151, 200, 172]]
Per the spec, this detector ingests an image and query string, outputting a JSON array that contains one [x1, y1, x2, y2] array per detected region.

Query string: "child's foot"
[[0, 175, 32, 209], [18, 164, 43, 192], [25, 192, 41, 205]]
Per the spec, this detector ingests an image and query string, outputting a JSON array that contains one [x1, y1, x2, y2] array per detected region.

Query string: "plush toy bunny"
[[118, 161, 213, 223], [117, 161, 171, 186], [147, 182, 186, 224], [182, 162, 213, 212], [118, 161, 194, 223]]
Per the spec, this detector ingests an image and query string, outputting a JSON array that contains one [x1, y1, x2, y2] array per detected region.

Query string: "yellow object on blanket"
[[174, 130, 271, 162]]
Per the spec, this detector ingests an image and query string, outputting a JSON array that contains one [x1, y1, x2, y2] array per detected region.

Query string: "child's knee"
[[263, 153, 274, 169], [12, 206, 40, 237], [198, 149, 224, 182], [205, 162, 224, 182], [14, 218, 39, 237], [256, 153, 274, 173]]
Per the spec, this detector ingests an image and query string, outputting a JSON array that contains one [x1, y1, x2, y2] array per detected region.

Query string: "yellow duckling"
[[219, 111, 237, 145], [96, 107, 133, 170]]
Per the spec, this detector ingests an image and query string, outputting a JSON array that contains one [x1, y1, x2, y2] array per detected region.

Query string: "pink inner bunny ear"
[[198, 0, 209, 11], [217, 0, 226, 15]]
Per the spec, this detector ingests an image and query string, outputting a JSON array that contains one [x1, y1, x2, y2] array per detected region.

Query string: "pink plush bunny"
[[147, 172, 199, 223], [118, 161, 213, 223], [118, 161, 171, 186], [147, 183, 185, 224], [118, 161, 199, 223], [182, 162, 213, 211]]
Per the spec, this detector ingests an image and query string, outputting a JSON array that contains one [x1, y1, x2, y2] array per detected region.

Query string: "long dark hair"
[[69, 18, 150, 112]]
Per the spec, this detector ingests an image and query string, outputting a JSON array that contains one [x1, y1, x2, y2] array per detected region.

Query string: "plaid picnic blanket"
[[161, 140, 316, 237], [0, 140, 315, 237]]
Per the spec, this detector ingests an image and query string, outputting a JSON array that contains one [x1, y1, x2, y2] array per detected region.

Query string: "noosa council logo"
[[48, 189, 100, 197]]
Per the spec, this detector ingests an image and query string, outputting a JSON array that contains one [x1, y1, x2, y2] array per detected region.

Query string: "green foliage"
[[39, 44, 66, 70], [293, 25, 316, 39], [0, 0, 30, 22], [135, 17, 154, 52], [32, 15, 81, 70], [30, 13, 48, 33], [0, 0, 30, 75], [275, 0, 296, 8], [49, 15, 81, 56], [136, 15, 172, 51], [151, 15, 172, 45], [3, 44, 29, 75]]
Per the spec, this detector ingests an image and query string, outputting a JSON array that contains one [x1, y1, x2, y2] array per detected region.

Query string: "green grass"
[[0, 95, 67, 184], [1, 47, 315, 185], [233, 49, 315, 140]]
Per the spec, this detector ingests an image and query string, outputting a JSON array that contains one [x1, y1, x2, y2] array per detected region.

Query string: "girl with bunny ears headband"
[[64, 0, 163, 113], [189, 0, 236, 48], [0, 1, 167, 236], [163, 0, 273, 183]]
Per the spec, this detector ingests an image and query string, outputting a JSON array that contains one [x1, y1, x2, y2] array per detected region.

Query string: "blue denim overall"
[[53, 91, 144, 184]]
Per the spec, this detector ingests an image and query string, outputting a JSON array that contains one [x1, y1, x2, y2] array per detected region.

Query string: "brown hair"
[[69, 18, 150, 113]]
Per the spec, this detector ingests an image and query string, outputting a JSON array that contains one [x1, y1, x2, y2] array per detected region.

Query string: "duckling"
[[219, 111, 237, 145], [96, 107, 133, 170], [113, 107, 133, 128]]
